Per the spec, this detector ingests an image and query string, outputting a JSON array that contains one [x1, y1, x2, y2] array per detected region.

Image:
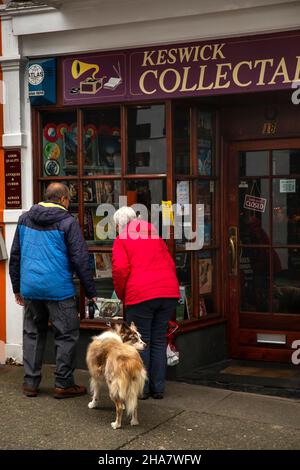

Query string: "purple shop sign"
[[63, 31, 300, 105], [63, 53, 126, 105]]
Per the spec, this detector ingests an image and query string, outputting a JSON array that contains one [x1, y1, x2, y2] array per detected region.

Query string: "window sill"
[[176, 316, 226, 334], [79, 316, 226, 332]]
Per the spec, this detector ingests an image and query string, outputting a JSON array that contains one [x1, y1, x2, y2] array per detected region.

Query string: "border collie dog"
[[86, 322, 147, 429]]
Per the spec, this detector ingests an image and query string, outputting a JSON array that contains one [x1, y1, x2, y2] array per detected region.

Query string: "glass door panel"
[[237, 147, 300, 315]]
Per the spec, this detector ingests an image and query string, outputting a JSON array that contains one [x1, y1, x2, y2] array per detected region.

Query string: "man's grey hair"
[[45, 183, 70, 202], [113, 206, 136, 232]]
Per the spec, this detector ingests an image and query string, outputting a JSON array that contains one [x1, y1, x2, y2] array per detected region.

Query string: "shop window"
[[175, 252, 193, 321], [83, 108, 121, 175], [197, 111, 213, 176], [198, 251, 216, 317], [197, 181, 213, 247], [174, 105, 190, 175], [127, 105, 166, 174], [126, 179, 166, 210], [174, 105, 220, 321], [37, 104, 221, 326], [83, 179, 121, 246], [42, 112, 77, 177]]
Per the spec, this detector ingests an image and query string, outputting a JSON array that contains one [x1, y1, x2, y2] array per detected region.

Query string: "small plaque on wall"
[[5, 150, 22, 209]]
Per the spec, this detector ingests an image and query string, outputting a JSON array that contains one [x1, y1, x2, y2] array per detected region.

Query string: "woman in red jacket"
[[112, 207, 180, 399]]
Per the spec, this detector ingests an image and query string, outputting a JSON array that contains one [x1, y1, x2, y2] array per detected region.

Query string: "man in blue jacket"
[[9, 183, 97, 398]]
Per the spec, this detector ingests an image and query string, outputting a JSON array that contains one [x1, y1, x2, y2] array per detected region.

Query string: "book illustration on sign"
[[103, 62, 122, 90], [69, 59, 122, 95]]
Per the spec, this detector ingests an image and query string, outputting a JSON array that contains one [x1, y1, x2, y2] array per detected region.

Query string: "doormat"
[[221, 365, 298, 379], [177, 360, 300, 399]]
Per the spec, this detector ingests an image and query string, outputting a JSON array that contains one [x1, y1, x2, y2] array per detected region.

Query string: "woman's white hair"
[[113, 206, 137, 232]]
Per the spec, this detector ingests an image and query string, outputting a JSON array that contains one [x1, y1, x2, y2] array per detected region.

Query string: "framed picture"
[[83, 180, 95, 202], [94, 253, 112, 278], [95, 180, 115, 204], [199, 257, 212, 294], [63, 126, 77, 167], [198, 147, 212, 175], [199, 296, 207, 317]]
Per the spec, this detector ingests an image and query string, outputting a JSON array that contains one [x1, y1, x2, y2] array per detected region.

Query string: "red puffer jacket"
[[112, 219, 180, 305]]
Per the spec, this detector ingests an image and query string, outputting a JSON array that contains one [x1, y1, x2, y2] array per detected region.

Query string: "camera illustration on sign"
[[69, 59, 122, 96]]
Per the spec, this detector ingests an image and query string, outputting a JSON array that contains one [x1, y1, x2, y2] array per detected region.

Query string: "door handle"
[[229, 226, 238, 275]]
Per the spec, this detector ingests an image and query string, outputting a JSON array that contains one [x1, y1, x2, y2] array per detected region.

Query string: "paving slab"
[[0, 380, 180, 450], [210, 391, 300, 430], [1, 365, 300, 450], [122, 410, 300, 450]]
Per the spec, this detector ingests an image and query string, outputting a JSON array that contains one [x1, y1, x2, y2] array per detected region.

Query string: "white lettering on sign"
[[280, 179, 296, 193], [243, 194, 267, 213]]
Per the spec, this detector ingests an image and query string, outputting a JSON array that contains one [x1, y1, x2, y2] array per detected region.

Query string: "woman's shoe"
[[151, 392, 164, 399], [139, 392, 150, 400]]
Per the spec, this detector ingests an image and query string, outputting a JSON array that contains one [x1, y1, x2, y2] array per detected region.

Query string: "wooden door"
[[227, 139, 300, 362]]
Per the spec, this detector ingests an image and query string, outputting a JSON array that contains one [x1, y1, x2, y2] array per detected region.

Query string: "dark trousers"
[[23, 298, 79, 389], [125, 297, 178, 394]]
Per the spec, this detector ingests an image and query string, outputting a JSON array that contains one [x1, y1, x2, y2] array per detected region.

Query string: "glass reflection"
[[240, 151, 269, 176], [273, 179, 300, 245], [239, 179, 270, 244], [240, 247, 270, 312], [174, 106, 190, 175], [127, 105, 166, 174], [273, 248, 300, 313]]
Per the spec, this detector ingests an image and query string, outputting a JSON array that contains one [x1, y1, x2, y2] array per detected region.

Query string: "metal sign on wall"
[[5, 150, 22, 209], [28, 58, 56, 106], [63, 31, 300, 105]]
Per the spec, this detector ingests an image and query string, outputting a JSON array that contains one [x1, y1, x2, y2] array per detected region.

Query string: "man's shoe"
[[151, 392, 164, 399], [23, 385, 39, 397], [53, 384, 87, 399]]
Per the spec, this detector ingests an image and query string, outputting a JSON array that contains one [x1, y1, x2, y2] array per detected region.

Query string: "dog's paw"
[[130, 419, 139, 426], [111, 421, 121, 430], [88, 401, 98, 409]]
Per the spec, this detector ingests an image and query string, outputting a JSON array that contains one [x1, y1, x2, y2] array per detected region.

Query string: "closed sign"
[[243, 194, 267, 213]]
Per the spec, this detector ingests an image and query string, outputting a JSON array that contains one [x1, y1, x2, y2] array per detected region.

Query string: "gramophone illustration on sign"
[[70, 59, 122, 95]]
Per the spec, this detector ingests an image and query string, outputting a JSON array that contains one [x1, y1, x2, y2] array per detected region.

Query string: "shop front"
[[28, 30, 300, 371]]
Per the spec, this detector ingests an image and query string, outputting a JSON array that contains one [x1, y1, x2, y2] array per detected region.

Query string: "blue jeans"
[[125, 298, 178, 394]]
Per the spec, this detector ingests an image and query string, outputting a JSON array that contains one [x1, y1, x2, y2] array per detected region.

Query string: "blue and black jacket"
[[9, 202, 96, 300]]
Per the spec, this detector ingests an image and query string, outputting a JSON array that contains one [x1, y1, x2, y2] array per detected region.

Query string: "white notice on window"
[[280, 179, 296, 193], [176, 181, 190, 210], [176, 181, 190, 214]]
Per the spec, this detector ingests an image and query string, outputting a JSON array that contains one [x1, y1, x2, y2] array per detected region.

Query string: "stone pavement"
[[0, 364, 300, 450]]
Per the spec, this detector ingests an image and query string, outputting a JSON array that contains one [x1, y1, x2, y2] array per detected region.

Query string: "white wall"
[[15, 0, 300, 57], [1, 15, 33, 363]]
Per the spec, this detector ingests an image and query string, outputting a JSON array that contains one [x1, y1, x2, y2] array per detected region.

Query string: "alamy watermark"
[[291, 340, 300, 365], [95, 196, 205, 250], [291, 80, 300, 105]]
